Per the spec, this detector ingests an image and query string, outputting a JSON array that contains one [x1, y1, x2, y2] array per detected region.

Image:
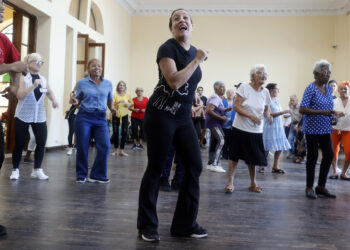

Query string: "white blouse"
[[333, 97, 350, 131], [15, 73, 47, 123]]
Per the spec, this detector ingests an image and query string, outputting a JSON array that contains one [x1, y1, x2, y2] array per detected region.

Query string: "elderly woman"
[[112, 81, 133, 156], [260, 83, 291, 174], [130, 87, 148, 150], [329, 81, 350, 180], [205, 81, 232, 173], [137, 8, 208, 242], [225, 64, 272, 193], [73, 58, 115, 183], [10, 53, 58, 180], [300, 59, 344, 199]]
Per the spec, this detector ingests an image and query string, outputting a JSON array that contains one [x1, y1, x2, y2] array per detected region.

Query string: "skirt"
[[229, 127, 267, 166]]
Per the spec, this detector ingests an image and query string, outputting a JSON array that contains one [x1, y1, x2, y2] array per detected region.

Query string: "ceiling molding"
[[115, 0, 350, 16]]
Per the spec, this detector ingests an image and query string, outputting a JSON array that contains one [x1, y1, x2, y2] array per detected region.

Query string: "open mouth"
[[179, 26, 187, 31]]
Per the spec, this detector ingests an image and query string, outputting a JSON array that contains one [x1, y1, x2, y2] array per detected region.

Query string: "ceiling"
[[116, 0, 350, 16]]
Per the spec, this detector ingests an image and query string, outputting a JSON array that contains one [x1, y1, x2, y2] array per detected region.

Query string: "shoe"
[[210, 165, 226, 173], [119, 150, 128, 157], [336, 167, 342, 174], [190, 226, 208, 238], [305, 188, 317, 199], [131, 144, 138, 150], [111, 149, 117, 156], [0, 224, 7, 236], [206, 164, 213, 170], [31, 169, 49, 180], [329, 175, 339, 180], [286, 153, 294, 159], [67, 148, 73, 155], [88, 177, 110, 183], [315, 187, 336, 198], [76, 178, 86, 183], [172, 225, 208, 238], [271, 168, 285, 174], [340, 175, 350, 181], [23, 158, 34, 164], [139, 231, 160, 242], [159, 178, 172, 192], [10, 169, 19, 180], [137, 144, 144, 150]]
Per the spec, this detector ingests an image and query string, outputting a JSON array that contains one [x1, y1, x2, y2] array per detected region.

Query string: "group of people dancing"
[[1, 5, 349, 244]]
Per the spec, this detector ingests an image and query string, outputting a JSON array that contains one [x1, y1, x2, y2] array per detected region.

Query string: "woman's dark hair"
[[234, 83, 243, 89], [169, 8, 192, 29], [266, 83, 277, 93], [329, 79, 337, 85]]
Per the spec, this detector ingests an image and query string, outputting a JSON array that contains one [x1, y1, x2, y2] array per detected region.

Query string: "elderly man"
[[205, 81, 232, 173], [0, 0, 28, 236]]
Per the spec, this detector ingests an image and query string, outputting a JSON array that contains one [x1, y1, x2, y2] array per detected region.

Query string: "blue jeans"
[[75, 109, 110, 180], [288, 123, 297, 154]]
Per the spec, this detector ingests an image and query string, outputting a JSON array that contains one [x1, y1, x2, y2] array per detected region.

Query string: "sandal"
[[329, 175, 339, 180], [248, 185, 262, 193], [271, 168, 285, 174], [224, 185, 234, 194], [258, 167, 265, 173]]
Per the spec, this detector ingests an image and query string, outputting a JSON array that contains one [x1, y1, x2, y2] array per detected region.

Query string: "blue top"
[[222, 98, 236, 129], [300, 82, 333, 134], [76, 76, 113, 113], [147, 39, 202, 120], [205, 94, 225, 129]]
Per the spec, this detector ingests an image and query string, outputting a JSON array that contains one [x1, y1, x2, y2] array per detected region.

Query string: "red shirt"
[[131, 97, 148, 119], [0, 33, 20, 65]]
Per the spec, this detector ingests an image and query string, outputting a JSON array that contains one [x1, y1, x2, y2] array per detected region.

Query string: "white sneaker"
[[10, 169, 19, 180], [111, 149, 117, 156], [31, 169, 49, 180], [210, 165, 226, 173], [67, 148, 73, 155], [206, 164, 213, 170]]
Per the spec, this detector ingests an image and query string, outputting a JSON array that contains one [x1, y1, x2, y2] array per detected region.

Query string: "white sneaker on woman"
[[67, 148, 73, 155], [31, 169, 49, 180], [10, 169, 19, 180], [210, 165, 226, 173]]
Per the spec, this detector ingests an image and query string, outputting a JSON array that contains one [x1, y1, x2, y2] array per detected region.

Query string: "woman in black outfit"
[[137, 9, 208, 242]]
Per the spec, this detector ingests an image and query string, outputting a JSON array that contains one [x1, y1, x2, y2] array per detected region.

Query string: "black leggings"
[[305, 134, 333, 188], [112, 115, 128, 149], [137, 113, 203, 235], [12, 118, 47, 169], [131, 117, 144, 140], [67, 114, 76, 147], [192, 117, 201, 140], [0, 122, 5, 169]]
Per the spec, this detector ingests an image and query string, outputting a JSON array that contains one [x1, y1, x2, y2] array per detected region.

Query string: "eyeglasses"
[[256, 71, 268, 77], [29, 60, 44, 66]]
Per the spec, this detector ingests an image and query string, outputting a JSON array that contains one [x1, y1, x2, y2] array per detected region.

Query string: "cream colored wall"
[[130, 15, 338, 109], [8, 0, 131, 147]]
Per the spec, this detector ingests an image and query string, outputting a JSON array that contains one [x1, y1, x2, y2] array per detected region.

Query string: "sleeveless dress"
[[263, 99, 291, 151]]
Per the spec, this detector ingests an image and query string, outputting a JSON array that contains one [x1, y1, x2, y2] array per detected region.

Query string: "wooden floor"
[[0, 145, 349, 250]]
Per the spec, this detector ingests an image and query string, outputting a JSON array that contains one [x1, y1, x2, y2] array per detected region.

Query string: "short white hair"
[[226, 88, 235, 95], [250, 64, 267, 80], [313, 59, 331, 74], [213, 81, 224, 91], [24, 53, 42, 63]]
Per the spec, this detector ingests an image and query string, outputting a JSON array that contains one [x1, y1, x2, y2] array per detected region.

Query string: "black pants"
[[12, 118, 47, 169], [131, 117, 144, 141], [112, 115, 128, 149], [192, 117, 201, 140], [137, 113, 203, 235], [222, 128, 231, 160], [0, 122, 5, 169], [305, 134, 333, 188], [68, 114, 76, 147]]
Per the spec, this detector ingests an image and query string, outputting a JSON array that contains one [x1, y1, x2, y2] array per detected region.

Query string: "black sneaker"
[[190, 226, 208, 238], [76, 178, 86, 183], [137, 144, 144, 150], [315, 187, 336, 198], [131, 144, 138, 150], [139, 231, 160, 242], [159, 178, 171, 192], [23, 158, 34, 164], [88, 177, 110, 184], [0, 224, 7, 236], [305, 188, 317, 199]]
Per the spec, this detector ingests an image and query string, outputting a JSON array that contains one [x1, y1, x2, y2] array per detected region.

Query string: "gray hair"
[[290, 94, 298, 100], [226, 88, 235, 94], [24, 53, 42, 63], [313, 59, 331, 74], [213, 81, 224, 91], [250, 64, 267, 81]]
